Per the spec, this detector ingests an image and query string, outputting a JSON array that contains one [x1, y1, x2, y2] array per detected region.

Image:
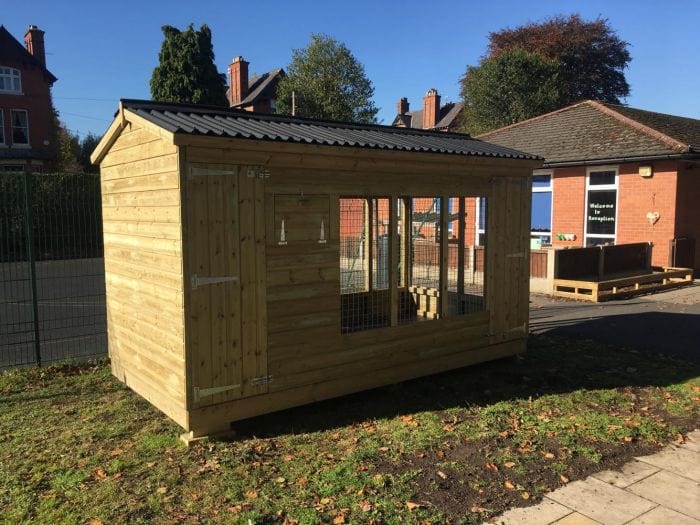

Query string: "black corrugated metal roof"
[[121, 99, 540, 160]]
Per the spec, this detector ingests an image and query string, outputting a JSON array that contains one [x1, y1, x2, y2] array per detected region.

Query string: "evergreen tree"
[[276, 34, 378, 123], [150, 24, 227, 106]]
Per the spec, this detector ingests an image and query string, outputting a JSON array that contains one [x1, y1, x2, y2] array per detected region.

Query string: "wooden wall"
[[180, 139, 536, 434], [100, 121, 187, 427]]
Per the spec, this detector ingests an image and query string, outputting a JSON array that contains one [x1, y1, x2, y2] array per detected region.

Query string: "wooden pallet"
[[552, 267, 694, 302]]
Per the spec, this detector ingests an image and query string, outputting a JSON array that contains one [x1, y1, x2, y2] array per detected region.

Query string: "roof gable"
[[478, 101, 699, 165], [0, 25, 57, 83]]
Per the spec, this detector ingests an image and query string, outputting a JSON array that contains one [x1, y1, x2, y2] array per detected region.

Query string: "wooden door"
[[186, 165, 268, 408]]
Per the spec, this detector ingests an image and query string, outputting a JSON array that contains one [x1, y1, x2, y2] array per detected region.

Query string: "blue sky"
[[5, 0, 700, 138]]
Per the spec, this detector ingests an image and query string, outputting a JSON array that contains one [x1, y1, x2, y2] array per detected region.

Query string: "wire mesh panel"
[[340, 197, 390, 333], [447, 197, 486, 316], [0, 172, 106, 369]]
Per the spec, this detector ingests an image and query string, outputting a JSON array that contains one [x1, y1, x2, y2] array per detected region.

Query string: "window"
[[475, 197, 487, 246], [0, 67, 21, 92], [0, 110, 4, 144], [584, 168, 618, 246], [531, 172, 553, 247], [11, 110, 29, 145]]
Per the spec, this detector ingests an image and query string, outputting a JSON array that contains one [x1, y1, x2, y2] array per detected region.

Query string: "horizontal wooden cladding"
[[102, 205, 180, 223], [179, 138, 540, 175], [103, 232, 181, 256], [104, 245, 182, 274], [105, 272, 183, 308], [187, 338, 524, 431], [101, 170, 179, 195], [267, 265, 338, 287], [101, 134, 177, 170], [103, 219, 181, 240], [107, 127, 165, 154], [105, 257, 182, 292], [108, 306, 184, 357], [102, 188, 181, 208]]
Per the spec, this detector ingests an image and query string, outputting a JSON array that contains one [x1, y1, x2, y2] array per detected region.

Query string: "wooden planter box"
[[91, 101, 540, 440]]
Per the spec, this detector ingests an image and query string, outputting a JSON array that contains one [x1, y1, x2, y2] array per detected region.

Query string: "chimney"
[[397, 97, 409, 115], [24, 25, 46, 67], [228, 56, 249, 106], [423, 88, 440, 129]]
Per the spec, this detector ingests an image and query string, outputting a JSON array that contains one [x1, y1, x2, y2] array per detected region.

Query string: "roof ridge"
[[476, 101, 592, 138], [588, 101, 691, 153], [121, 99, 476, 139]]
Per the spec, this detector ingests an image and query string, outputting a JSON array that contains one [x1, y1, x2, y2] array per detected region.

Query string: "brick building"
[[479, 100, 700, 270], [392, 88, 463, 132], [227, 56, 284, 113], [0, 25, 57, 171]]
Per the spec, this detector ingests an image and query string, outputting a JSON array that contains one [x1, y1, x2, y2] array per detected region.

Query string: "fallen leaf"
[[664, 392, 672, 399], [156, 487, 167, 494], [283, 454, 295, 461], [623, 436, 633, 443], [297, 476, 307, 485], [414, 451, 426, 458], [544, 452, 555, 459], [109, 448, 123, 457], [146, 461, 156, 468], [442, 424, 455, 432], [359, 501, 373, 512], [88, 520, 103, 525], [244, 490, 258, 499], [378, 446, 389, 452], [521, 491, 530, 500], [676, 434, 685, 444], [94, 469, 107, 480], [504, 461, 516, 468], [401, 415, 419, 427], [275, 476, 286, 484], [485, 462, 499, 472], [560, 475, 570, 483], [499, 430, 509, 437], [504, 481, 515, 489], [406, 501, 422, 511], [282, 519, 298, 525], [320, 497, 334, 505], [470, 506, 488, 513], [228, 505, 242, 514], [437, 470, 447, 480], [333, 513, 346, 524], [435, 450, 445, 458]]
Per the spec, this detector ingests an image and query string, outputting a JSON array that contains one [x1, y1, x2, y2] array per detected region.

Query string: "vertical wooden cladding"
[[100, 121, 187, 427], [487, 176, 531, 342], [184, 165, 268, 411]]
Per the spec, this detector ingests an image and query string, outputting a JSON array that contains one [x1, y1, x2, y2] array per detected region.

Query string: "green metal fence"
[[0, 172, 106, 369]]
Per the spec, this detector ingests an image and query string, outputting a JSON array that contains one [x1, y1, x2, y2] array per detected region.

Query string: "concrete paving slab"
[[481, 499, 572, 525], [552, 512, 601, 524], [545, 477, 656, 525], [628, 470, 700, 520], [681, 430, 700, 453], [626, 506, 700, 525], [635, 446, 700, 482], [591, 460, 659, 488]]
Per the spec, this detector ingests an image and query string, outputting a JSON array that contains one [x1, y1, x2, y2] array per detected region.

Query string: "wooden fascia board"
[[174, 134, 542, 174]]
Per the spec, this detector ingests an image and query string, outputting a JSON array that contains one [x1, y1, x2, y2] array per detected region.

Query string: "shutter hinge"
[[191, 274, 239, 290], [247, 167, 270, 179], [193, 383, 241, 403], [251, 375, 273, 386]]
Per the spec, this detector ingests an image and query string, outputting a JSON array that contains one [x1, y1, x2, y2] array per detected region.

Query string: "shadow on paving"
[[531, 310, 700, 362], [228, 333, 700, 440]]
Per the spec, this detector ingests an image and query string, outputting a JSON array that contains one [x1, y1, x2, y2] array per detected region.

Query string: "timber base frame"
[[553, 267, 693, 302]]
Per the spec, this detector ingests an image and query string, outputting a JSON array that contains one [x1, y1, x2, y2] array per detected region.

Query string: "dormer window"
[[0, 67, 22, 93]]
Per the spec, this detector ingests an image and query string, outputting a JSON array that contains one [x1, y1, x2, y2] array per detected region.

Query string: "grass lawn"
[[1, 334, 699, 525]]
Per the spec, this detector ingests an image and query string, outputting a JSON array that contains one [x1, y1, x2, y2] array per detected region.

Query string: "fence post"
[[22, 171, 42, 367]]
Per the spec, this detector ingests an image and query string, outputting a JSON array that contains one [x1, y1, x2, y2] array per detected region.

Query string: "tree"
[[486, 14, 631, 104], [150, 24, 227, 106], [460, 48, 567, 134], [276, 34, 378, 123]]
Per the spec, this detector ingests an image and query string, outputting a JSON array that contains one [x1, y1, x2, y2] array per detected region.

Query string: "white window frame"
[[10, 109, 30, 147], [0, 110, 4, 146], [475, 196, 486, 246], [531, 169, 553, 245], [583, 166, 619, 246], [0, 67, 22, 93]]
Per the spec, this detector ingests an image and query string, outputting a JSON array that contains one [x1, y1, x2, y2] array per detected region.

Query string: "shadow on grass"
[[230, 315, 700, 439]]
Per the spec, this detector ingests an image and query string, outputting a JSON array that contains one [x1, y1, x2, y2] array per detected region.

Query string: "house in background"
[[479, 100, 700, 271], [392, 89, 463, 132], [0, 25, 57, 172], [227, 56, 284, 113]]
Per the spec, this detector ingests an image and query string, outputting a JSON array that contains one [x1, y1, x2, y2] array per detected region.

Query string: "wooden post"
[[457, 197, 465, 297], [439, 195, 449, 318], [598, 245, 606, 280], [365, 198, 372, 291], [389, 196, 399, 326]]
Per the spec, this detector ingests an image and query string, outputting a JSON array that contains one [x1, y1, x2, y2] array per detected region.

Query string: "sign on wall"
[[586, 190, 616, 235]]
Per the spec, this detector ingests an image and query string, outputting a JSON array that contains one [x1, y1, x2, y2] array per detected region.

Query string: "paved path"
[[485, 430, 700, 525], [529, 282, 700, 361]]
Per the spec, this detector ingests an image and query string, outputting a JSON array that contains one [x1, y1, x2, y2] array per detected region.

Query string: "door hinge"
[[193, 383, 241, 403], [188, 168, 236, 180], [191, 274, 239, 290], [251, 375, 273, 386], [247, 166, 270, 179]]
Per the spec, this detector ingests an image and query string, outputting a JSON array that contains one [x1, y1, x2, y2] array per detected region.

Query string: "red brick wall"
[[674, 161, 700, 270], [617, 161, 678, 268], [551, 167, 586, 248], [0, 63, 55, 168]]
